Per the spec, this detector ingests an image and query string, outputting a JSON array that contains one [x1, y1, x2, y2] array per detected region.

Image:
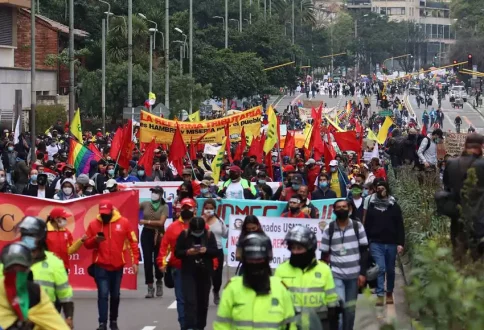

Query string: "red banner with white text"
[[0, 191, 139, 290]]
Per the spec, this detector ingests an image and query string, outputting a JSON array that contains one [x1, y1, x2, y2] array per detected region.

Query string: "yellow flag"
[[263, 106, 278, 153], [324, 116, 345, 132], [212, 137, 226, 184], [303, 123, 312, 148], [246, 132, 254, 147], [377, 117, 394, 145], [70, 108, 82, 142], [367, 129, 379, 142], [44, 125, 53, 135], [188, 111, 201, 122]]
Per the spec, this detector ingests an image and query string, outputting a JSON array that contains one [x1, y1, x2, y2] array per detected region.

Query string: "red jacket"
[[84, 210, 140, 271], [307, 166, 321, 192], [157, 218, 218, 270], [45, 222, 83, 269]]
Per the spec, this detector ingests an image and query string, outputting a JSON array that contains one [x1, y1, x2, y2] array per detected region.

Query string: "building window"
[[0, 6, 13, 46]]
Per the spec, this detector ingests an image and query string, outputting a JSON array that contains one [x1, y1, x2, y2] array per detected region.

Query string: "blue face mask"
[[7, 147, 13, 152], [319, 182, 328, 189], [108, 169, 115, 176], [137, 170, 145, 176], [31, 175, 38, 182], [201, 188, 209, 194], [22, 236, 37, 250], [362, 189, 369, 197], [258, 180, 266, 185], [292, 184, 301, 190]]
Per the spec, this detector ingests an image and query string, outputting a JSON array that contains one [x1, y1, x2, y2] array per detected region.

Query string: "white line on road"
[[168, 300, 177, 309], [141, 327, 156, 330]]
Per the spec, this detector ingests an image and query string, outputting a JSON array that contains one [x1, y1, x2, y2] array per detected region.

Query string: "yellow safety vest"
[[214, 276, 297, 330], [274, 259, 339, 316]]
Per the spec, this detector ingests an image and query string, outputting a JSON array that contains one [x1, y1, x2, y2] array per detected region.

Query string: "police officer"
[[0, 242, 70, 330], [214, 233, 297, 330], [17, 216, 74, 328], [275, 226, 340, 330]]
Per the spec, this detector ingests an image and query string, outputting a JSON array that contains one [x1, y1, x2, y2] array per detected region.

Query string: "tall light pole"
[[249, 0, 252, 24], [138, 13, 158, 49], [128, 0, 133, 110], [173, 40, 185, 76], [229, 18, 239, 28], [30, 0, 36, 162], [291, 0, 295, 45], [189, 0, 193, 114], [239, 0, 242, 32], [225, 0, 228, 48], [99, 0, 111, 32], [99, 0, 110, 135], [213, 16, 225, 29], [68, 0, 74, 123], [165, 0, 170, 111], [148, 28, 157, 111]]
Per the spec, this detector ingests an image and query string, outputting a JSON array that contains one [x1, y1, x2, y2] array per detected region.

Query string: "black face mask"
[[243, 263, 271, 294], [289, 206, 300, 214], [289, 251, 315, 269], [334, 209, 350, 220], [101, 213, 112, 224], [180, 209, 194, 220], [179, 192, 190, 200], [229, 172, 240, 180], [65, 171, 73, 178], [37, 178, 47, 186]]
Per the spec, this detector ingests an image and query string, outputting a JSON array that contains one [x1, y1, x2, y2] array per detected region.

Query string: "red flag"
[[265, 152, 274, 180], [257, 135, 266, 164], [88, 143, 102, 161], [311, 107, 318, 121], [333, 131, 362, 152], [282, 131, 296, 159], [421, 124, 427, 137], [233, 127, 246, 161], [194, 131, 209, 146], [324, 134, 337, 173], [117, 120, 134, 169], [310, 124, 325, 160], [109, 127, 124, 160], [224, 124, 233, 164], [189, 138, 197, 160], [138, 138, 157, 177], [169, 123, 187, 176]]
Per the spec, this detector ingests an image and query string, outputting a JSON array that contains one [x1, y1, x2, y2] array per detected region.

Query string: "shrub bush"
[[35, 105, 67, 135]]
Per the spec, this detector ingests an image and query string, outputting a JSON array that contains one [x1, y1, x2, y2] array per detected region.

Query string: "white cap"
[[305, 158, 316, 166], [106, 179, 117, 188], [329, 160, 339, 167]]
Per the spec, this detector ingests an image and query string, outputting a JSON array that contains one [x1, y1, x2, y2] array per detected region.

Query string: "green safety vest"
[[219, 179, 257, 196], [214, 276, 297, 330], [274, 260, 339, 316]]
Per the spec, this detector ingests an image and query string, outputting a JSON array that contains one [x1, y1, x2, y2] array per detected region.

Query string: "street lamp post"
[[213, 16, 225, 30], [239, 0, 242, 32], [138, 13, 158, 48], [291, 0, 295, 45], [99, 0, 110, 32], [30, 0, 36, 162], [229, 18, 239, 28], [165, 0, 169, 112], [225, 0, 228, 48], [189, 0, 193, 114], [128, 0, 133, 111], [173, 40, 185, 76], [68, 0, 74, 123], [98, 0, 110, 135], [148, 28, 157, 111]]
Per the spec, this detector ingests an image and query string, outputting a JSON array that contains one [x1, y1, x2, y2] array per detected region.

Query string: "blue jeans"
[[93, 265, 123, 324], [172, 267, 185, 329], [334, 278, 358, 330], [369, 243, 397, 297]]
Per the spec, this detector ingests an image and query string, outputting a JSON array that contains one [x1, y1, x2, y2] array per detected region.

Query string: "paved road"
[[405, 92, 484, 134]]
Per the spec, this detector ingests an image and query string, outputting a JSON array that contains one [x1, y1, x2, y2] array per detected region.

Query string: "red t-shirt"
[[281, 211, 311, 219], [373, 167, 387, 180]]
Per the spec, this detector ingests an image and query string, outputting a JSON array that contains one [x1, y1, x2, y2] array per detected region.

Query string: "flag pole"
[[185, 150, 197, 179]]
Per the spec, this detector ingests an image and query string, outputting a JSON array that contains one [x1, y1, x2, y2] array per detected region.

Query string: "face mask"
[[330, 167, 337, 173], [137, 170, 145, 176], [201, 188, 209, 194], [258, 180, 266, 185], [63, 187, 73, 195], [292, 184, 301, 190], [108, 169, 115, 176], [30, 175, 38, 182], [433, 138, 441, 144], [191, 230, 204, 237], [0, 177, 5, 184], [319, 182, 328, 189], [362, 189, 369, 197], [179, 192, 189, 200], [65, 171, 74, 178], [204, 209, 215, 217], [151, 193, 160, 201], [289, 206, 300, 214], [21, 236, 37, 250], [57, 219, 67, 228], [256, 170, 260, 175], [289, 251, 314, 269], [377, 191, 387, 198], [180, 209, 194, 220], [351, 188, 362, 196], [334, 209, 350, 220], [100, 214, 112, 223], [7, 147, 13, 152], [272, 157, 277, 162], [243, 263, 271, 294]]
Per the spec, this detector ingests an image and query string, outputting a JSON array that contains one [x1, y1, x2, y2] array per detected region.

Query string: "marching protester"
[[54, 178, 78, 200], [0, 242, 71, 330], [0, 169, 16, 193], [139, 186, 169, 298], [84, 201, 140, 330], [202, 199, 228, 305], [281, 194, 312, 218], [312, 173, 338, 200], [218, 165, 256, 199], [22, 173, 53, 198], [235, 215, 265, 275]]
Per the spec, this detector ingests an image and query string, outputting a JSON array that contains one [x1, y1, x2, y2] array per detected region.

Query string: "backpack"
[[328, 220, 360, 252], [416, 135, 431, 154]]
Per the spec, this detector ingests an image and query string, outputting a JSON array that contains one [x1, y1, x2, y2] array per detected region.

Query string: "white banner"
[[226, 215, 327, 268], [203, 144, 222, 155]]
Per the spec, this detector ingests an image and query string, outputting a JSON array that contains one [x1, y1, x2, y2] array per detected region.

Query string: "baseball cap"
[[150, 186, 164, 194], [329, 160, 339, 167], [99, 200, 114, 214], [200, 180, 210, 187], [106, 179, 117, 188], [283, 165, 295, 172], [305, 158, 316, 166], [229, 165, 242, 172], [292, 175, 303, 184], [180, 198, 196, 208], [49, 207, 71, 219]]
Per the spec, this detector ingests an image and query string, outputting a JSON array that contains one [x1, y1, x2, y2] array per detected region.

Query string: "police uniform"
[[214, 276, 297, 330]]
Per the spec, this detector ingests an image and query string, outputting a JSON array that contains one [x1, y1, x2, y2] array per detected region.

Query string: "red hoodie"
[[84, 210, 140, 271], [45, 222, 83, 269], [157, 218, 218, 270]]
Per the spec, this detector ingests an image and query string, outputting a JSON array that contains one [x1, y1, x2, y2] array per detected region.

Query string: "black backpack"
[[328, 220, 360, 251], [416, 135, 431, 154]]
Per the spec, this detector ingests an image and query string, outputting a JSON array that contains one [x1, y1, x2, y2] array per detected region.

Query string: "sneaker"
[[386, 292, 394, 305], [97, 324, 107, 330], [213, 291, 220, 305], [145, 286, 155, 299], [110, 321, 119, 330], [156, 280, 163, 297], [376, 296, 385, 307]]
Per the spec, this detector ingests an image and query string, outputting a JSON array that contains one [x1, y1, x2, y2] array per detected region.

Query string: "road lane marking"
[[168, 300, 177, 309], [141, 327, 156, 330]]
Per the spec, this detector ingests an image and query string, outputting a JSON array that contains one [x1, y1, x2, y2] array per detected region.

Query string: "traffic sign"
[[379, 110, 393, 117]]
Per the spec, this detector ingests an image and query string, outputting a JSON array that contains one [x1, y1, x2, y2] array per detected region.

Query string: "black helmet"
[[284, 226, 317, 251], [17, 216, 47, 240], [240, 233, 272, 261], [1, 242, 32, 269]]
